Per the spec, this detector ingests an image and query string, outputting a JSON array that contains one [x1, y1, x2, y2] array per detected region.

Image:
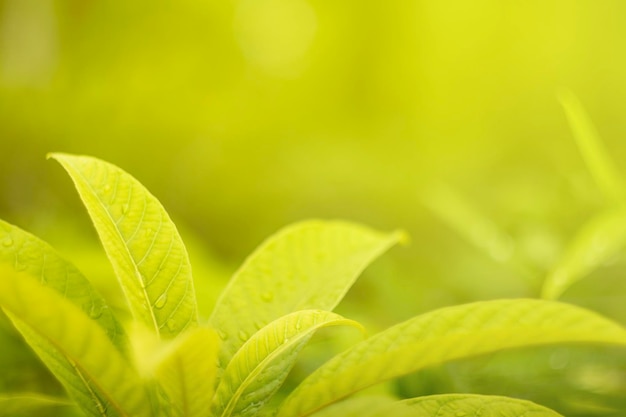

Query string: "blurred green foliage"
[[1, 1, 626, 416]]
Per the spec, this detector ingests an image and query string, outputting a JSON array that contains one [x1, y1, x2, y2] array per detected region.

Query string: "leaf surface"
[[155, 327, 220, 417], [541, 207, 626, 299], [0, 219, 126, 350], [393, 394, 564, 417], [213, 310, 362, 417], [0, 266, 153, 417], [277, 299, 626, 417], [50, 153, 197, 339], [210, 220, 404, 367]]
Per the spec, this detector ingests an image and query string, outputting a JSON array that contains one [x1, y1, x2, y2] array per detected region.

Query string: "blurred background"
[[2, 0, 626, 415]]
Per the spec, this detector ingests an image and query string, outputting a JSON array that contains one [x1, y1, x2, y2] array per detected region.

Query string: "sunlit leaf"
[[0, 219, 127, 351], [0, 265, 154, 417], [209, 220, 404, 368], [560, 90, 624, 204], [0, 393, 75, 417], [154, 327, 220, 417], [277, 299, 626, 417], [213, 310, 363, 417], [541, 207, 626, 299], [379, 394, 564, 417], [50, 153, 198, 339]]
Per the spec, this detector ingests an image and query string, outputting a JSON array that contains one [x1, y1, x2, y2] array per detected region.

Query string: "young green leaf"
[[277, 299, 626, 417], [541, 207, 626, 299], [0, 219, 127, 351], [154, 327, 220, 417], [560, 90, 624, 204], [393, 394, 564, 417], [213, 310, 363, 417], [0, 265, 154, 417], [0, 393, 75, 417], [49, 153, 197, 339], [210, 220, 404, 367]]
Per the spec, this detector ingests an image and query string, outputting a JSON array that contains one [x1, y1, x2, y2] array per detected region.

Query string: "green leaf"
[[560, 90, 624, 204], [0, 265, 154, 417], [392, 394, 564, 417], [154, 327, 220, 417], [310, 394, 563, 417], [213, 310, 363, 417], [541, 207, 626, 299], [0, 393, 75, 417], [308, 396, 397, 417], [49, 153, 198, 339], [0, 219, 127, 351], [209, 220, 404, 367], [277, 299, 626, 417]]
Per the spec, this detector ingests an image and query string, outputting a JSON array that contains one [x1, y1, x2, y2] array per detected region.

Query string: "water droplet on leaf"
[[166, 319, 177, 332], [155, 294, 167, 309], [218, 330, 229, 340], [261, 291, 274, 302], [2, 237, 13, 247], [238, 330, 248, 342], [121, 204, 129, 214]]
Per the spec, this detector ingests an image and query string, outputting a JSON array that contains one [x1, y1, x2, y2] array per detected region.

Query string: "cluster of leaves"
[[1, 152, 626, 417]]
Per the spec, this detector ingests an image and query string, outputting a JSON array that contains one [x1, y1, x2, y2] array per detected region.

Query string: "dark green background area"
[[1, 1, 626, 415]]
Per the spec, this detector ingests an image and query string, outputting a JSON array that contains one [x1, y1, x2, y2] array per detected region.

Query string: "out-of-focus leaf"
[[50, 153, 198, 339], [155, 327, 220, 417], [0, 393, 74, 417], [560, 90, 624, 204], [213, 310, 362, 417], [0, 219, 127, 351], [423, 183, 514, 264], [308, 396, 397, 417], [0, 266, 154, 417], [209, 220, 404, 368], [541, 207, 626, 299], [277, 299, 626, 417]]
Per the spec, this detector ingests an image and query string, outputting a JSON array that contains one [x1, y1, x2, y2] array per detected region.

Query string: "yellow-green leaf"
[[541, 207, 626, 299], [50, 153, 197, 339], [392, 394, 564, 417], [155, 327, 220, 417], [0, 265, 154, 417], [210, 220, 404, 368], [0, 219, 126, 351], [277, 299, 626, 417], [213, 310, 363, 417]]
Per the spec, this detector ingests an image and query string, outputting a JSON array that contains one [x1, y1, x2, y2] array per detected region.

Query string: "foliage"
[[1, 154, 626, 417]]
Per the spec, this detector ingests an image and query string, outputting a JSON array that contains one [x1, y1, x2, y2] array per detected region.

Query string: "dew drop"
[[238, 330, 248, 342], [145, 228, 154, 237], [121, 204, 129, 214], [155, 294, 168, 309], [103, 184, 111, 193], [218, 330, 229, 340], [166, 319, 177, 332], [260, 291, 274, 302], [2, 237, 13, 247], [83, 302, 104, 319]]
